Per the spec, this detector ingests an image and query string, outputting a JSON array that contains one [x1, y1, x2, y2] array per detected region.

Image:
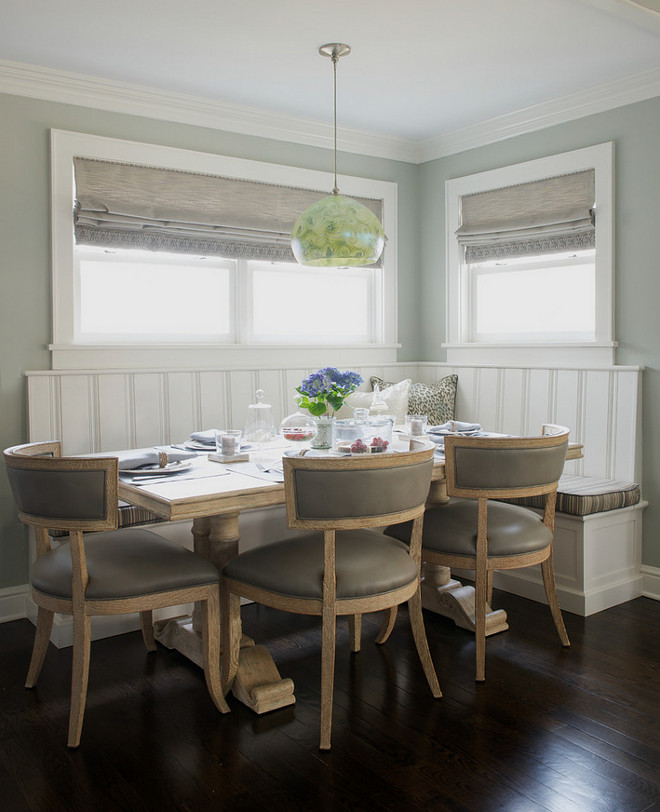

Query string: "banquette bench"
[[26, 361, 645, 645]]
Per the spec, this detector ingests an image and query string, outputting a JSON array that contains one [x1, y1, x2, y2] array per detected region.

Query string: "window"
[[51, 131, 398, 369], [470, 250, 595, 343], [444, 143, 614, 366]]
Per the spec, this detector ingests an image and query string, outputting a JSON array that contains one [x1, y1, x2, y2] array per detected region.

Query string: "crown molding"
[[1, 58, 659, 166], [416, 66, 660, 163], [0, 59, 416, 163]]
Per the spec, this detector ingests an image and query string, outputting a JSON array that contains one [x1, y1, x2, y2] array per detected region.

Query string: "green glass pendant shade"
[[291, 194, 385, 267]]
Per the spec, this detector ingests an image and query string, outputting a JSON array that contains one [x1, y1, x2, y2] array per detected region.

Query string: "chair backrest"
[[283, 439, 435, 531], [444, 427, 570, 501], [4, 441, 118, 534]]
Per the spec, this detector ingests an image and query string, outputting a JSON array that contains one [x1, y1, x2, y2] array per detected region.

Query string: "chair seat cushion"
[[31, 529, 219, 601], [385, 499, 553, 558], [223, 531, 418, 601]]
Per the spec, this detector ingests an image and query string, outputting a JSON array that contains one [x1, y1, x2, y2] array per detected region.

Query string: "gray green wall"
[[419, 96, 660, 568], [1, 89, 659, 588], [0, 92, 420, 588]]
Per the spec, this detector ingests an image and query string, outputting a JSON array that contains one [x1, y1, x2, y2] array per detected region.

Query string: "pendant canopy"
[[291, 44, 385, 268]]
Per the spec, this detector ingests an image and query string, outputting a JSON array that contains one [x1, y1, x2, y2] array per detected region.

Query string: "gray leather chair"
[[221, 440, 442, 750], [4, 441, 229, 748], [385, 427, 571, 682]]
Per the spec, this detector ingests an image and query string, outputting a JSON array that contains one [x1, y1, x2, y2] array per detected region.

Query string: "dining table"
[[117, 435, 583, 714]]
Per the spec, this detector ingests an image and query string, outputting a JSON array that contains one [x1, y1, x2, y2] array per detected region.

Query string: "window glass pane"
[[78, 251, 232, 339], [473, 252, 595, 341], [250, 262, 372, 342]]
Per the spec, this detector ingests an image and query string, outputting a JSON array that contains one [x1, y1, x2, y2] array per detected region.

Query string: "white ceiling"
[[1, 0, 660, 144]]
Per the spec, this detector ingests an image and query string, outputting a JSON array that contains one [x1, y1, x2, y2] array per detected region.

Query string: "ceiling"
[[1, 0, 660, 145]]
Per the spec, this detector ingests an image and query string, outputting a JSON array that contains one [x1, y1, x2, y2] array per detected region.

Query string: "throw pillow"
[[370, 374, 458, 425], [336, 378, 412, 422]]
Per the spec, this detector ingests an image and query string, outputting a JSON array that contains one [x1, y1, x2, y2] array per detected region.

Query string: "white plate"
[[120, 460, 193, 475]]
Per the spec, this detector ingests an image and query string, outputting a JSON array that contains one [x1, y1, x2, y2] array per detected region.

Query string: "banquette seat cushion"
[[506, 475, 641, 517]]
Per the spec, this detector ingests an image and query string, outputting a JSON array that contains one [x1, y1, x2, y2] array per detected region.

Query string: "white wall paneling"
[[24, 360, 645, 629]]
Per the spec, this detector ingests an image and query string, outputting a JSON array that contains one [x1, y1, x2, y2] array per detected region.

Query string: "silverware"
[[256, 463, 283, 473]]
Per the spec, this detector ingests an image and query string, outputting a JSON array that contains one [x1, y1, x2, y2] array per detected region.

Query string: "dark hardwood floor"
[[1, 591, 659, 811]]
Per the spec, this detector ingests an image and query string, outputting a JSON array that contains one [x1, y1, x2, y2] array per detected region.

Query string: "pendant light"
[[291, 43, 385, 267]]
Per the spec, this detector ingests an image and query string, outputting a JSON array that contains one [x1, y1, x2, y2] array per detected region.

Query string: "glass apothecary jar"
[[332, 408, 393, 454]]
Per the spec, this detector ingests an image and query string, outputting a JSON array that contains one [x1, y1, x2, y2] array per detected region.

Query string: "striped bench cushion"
[[50, 501, 166, 537], [507, 475, 641, 517]]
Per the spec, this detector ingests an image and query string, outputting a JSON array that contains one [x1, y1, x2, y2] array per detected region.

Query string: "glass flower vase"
[[310, 415, 335, 449]]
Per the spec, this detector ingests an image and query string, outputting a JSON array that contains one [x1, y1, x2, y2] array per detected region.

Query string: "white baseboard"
[[490, 568, 644, 617], [0, 584, 30, 623], [642, 564, 660, 601]]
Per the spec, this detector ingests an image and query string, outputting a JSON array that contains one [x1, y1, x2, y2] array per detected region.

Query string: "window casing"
[[444, 143, 615, 366], [51, 130, 399, 370]]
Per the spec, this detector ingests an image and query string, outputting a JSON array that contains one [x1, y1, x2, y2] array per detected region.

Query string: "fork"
[[255, 463, 283, 473]]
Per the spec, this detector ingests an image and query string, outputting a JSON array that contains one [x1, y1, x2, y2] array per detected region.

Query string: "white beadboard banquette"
[[25, 361, 645, 634]]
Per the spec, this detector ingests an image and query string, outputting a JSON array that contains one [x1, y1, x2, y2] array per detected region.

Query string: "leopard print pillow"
[[371, 374, 458, 426]]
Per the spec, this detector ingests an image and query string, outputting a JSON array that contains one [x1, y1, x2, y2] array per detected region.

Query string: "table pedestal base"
[[154, 615, 295, 714], [152, 513, 296, 715], [421, 563, 509, 637]]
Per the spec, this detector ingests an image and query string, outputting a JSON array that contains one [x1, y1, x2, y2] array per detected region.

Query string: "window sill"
[[48, 343, 401, 371], [442, 342, 618, 368]]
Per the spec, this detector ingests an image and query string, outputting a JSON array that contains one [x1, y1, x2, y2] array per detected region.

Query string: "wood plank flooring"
[[0, 592, 659, 811]]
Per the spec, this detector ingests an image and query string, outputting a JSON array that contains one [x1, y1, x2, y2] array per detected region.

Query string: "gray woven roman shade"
[[73, 158, 384, 264], [457, 169, 595, 263]]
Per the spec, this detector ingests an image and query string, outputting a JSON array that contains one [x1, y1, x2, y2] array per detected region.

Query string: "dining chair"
[[221, 439, 442, 750], [3, 441, 229, 748], [385, 426, 571, 682]]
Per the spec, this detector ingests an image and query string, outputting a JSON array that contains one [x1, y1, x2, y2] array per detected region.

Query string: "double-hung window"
[[444, 143, 614, 366], [50, 131, 398, 369]]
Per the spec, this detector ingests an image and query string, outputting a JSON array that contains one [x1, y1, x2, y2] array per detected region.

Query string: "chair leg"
[[319, 605, 336, 751], [375, 606, 398, 645], [541, 554, 570, 647], [68, 610, 91, 748], [221, 588, 242, 695], [486, 571, 494, 608], [474, 565, 488, 682], [407, 591, 442, 698], [25, 607, 54, 688], [348, 614, 362, 653], [139, 610, 157, 652], [201, 587, 230, 714]]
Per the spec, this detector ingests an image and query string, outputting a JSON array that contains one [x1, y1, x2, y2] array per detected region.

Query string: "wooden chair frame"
[[4, 441, 228, 748], [433, 427, 571, 681], [222, 439, 441, 750]]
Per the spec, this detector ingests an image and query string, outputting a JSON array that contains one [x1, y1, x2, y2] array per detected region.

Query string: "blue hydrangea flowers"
[[296, 367, 363, 417]]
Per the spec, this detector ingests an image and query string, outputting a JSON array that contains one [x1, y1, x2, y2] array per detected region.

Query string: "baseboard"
[[490, 568, 644, 617], [642, 564, 660, 601], [0, 584, 30, 623]]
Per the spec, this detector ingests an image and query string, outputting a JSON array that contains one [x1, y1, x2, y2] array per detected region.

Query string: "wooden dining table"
[[118, 438, 582, 714]]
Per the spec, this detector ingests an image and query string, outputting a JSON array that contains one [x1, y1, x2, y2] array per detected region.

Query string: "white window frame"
[[444, 142, 615, 366], [50, 129, 399, 370]]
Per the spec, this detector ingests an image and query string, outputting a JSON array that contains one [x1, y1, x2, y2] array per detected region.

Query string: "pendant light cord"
[[332, 51, 339, 195]]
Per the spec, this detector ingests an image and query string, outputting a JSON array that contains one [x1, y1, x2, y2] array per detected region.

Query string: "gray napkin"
[[110, 446, 196, 470], [427, 421, 482, 434], [189, 429, 217, 446]]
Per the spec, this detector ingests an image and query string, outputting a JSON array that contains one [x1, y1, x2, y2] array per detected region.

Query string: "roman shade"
[[73, 158, 384, 265], [456, 169, 595, 262]]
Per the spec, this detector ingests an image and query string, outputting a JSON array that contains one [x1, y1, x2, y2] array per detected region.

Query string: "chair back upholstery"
[[283, 440, 435, 531], [4, 442, 118, 533], [444, 427, 569, 500]]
